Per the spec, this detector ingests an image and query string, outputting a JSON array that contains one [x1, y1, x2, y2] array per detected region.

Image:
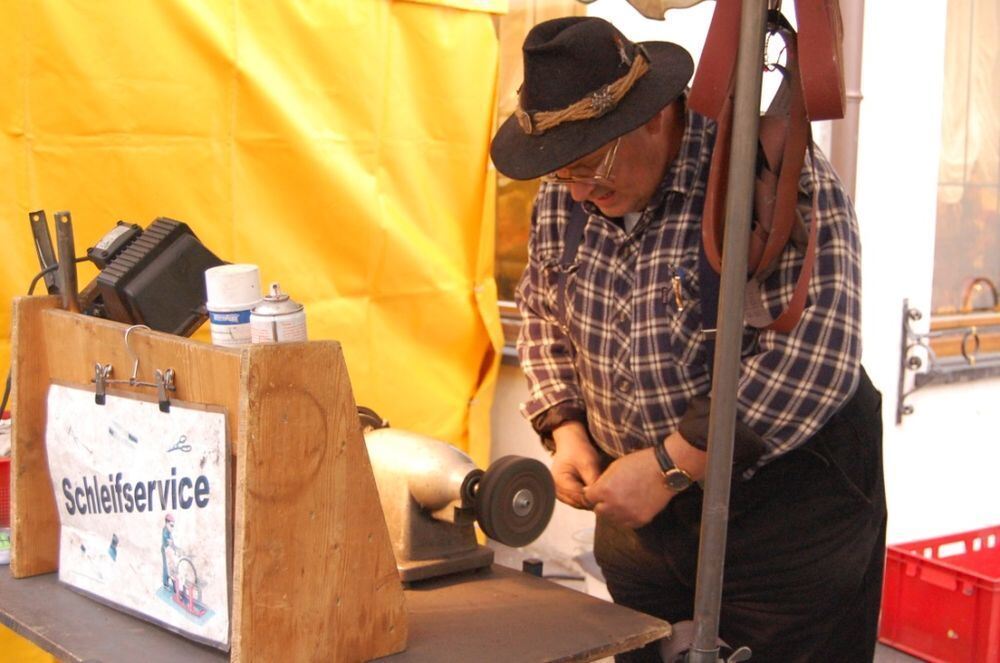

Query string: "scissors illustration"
[[167, 435, 193, 453]]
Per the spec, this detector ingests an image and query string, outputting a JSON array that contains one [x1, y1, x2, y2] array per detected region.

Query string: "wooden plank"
[[928, 311, 1000, 359], [39, 308, 243, 427], [10, 296, 61, 577], [231, 341, 407, 662], [929, 333, 1000, 359], [930, 311, 1000, 330], [1, 566, 671, 663]]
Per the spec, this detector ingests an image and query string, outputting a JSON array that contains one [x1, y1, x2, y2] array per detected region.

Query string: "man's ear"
[[643, 107, 666, 134], [644, 99, 682, 135]]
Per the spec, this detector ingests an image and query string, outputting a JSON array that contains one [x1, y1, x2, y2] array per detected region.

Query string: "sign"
[[45, 384, 230, 649]]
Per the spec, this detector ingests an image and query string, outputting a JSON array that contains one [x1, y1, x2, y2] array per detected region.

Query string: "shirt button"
[[617, 378, 632, 394]]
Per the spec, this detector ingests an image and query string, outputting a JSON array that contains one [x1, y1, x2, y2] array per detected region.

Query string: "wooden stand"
[[8, 297, 408, 661]]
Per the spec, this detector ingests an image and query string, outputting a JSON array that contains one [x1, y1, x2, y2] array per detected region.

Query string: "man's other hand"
[[550, 421, 602, 510]]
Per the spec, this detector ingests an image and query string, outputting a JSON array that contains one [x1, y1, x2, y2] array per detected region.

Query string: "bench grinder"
[[361, 410, 555, 583]]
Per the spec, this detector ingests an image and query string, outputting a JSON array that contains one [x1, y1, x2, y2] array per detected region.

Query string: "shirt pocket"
[[651, 266, 707, 367]]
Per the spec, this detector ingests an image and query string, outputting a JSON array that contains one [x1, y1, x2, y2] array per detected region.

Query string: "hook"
[[960, 327, 981, 367], [124, 324, 151, 383], [961, 277, 999, 313]]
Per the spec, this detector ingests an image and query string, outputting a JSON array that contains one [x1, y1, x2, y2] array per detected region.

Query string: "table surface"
[[1, 564, 671, 662]]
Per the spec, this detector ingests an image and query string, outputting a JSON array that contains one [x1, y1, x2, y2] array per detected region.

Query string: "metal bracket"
[[896, 299, 924, 423], [896, 298, 1000, 423]]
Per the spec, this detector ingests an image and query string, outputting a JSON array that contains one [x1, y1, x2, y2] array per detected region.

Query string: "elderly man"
[[490, 16, 885, 663]]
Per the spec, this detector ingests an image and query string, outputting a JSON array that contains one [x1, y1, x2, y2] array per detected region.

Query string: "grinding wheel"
[[475, 455, 555, 547]]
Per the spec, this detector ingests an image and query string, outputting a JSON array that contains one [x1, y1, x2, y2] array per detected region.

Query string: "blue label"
[[209, 310, 252, 325]]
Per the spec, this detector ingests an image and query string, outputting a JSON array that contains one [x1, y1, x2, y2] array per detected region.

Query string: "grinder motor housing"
[[363, 426, 555, 583]]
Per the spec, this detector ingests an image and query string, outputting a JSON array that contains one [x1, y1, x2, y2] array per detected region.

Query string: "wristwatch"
[[652, 441, 694, 493]]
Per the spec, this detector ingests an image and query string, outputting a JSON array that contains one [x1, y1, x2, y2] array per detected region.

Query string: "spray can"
[[250, 283, 308, 343], [204, 264, 262, 346]]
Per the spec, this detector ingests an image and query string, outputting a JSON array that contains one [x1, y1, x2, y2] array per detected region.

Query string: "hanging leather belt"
[[688, 1, 846, 333]]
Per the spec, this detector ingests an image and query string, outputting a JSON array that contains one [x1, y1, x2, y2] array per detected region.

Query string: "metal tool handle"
[[54, 210, 80, 312], [29, 210, 61, 294]]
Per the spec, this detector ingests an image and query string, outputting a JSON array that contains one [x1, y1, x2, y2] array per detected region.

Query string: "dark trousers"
[[595, 370, 887, 663]]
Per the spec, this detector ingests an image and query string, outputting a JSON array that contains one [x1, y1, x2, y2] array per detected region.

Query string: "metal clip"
[[94, 363, 113, 405], [155, 368, 176, 413], [672, 273, 686, 312]]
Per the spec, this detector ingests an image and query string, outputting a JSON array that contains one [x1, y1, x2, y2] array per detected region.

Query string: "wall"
[[489, 0, 1000, 582], [856, 0, 1000, 544]]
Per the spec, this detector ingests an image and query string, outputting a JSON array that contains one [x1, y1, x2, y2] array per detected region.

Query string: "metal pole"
[[687, 1, 767, 661], [829, 0, 865, 202]]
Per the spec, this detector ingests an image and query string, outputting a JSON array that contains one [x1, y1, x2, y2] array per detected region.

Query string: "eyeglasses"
[[543, 137, 621, 187]]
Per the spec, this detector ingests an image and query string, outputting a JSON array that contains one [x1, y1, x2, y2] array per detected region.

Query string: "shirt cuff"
[[677, 396, 767, 472], [531, 401, 588, 453]]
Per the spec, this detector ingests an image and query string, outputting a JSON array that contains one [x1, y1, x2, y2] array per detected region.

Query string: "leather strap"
[[693, 8, 821, 333], [689, 0, 846, 122], [557, 202, 590, 325], [687, 0, 741, 120], [795, 0, 847, 120], [743, 148, 820, 333]]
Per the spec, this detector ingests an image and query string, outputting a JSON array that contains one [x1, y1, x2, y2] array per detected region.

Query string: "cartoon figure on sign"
[[161, 514, 177, 590], [159, 513, 209, 618]]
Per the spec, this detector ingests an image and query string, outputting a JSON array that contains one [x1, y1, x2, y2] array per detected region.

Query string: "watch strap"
[[652, 441, 694, 492], [653, 440, 675, 473]]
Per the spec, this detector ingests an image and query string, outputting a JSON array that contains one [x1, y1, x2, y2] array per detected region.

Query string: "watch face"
[[664, 468, 693, 492]]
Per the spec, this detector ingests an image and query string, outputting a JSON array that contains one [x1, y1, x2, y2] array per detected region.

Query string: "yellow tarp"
[[0, 624, 57, 662], [0, 0, 503, 466]]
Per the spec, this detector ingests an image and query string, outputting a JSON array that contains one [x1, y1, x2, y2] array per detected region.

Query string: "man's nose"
[[568, 181, 596, 202]]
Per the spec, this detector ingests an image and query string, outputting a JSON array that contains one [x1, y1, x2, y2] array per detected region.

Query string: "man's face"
[[547, 104, 680, 218]]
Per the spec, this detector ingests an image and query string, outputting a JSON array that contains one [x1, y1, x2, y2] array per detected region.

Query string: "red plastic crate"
[[0, 457, 9, 528], [879, 526, 1000, 662]]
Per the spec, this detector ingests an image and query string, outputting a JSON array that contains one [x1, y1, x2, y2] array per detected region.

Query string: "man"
[[490, 16, 886, 663]]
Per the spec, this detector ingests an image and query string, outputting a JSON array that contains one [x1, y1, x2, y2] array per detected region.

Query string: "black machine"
[[29, 210, 225, 337]]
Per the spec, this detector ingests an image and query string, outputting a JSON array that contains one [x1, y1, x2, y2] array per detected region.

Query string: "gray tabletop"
[[2, 565, 670, 662]]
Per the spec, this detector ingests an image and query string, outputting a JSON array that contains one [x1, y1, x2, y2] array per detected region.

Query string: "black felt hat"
[[490, 17, 693, 181]]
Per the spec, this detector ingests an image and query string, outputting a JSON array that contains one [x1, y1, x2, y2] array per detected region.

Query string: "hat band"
[[515, 49, 650, 136]]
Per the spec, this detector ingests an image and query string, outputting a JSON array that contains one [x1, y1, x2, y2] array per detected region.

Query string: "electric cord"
[[27, 264, 58, 296], [0, 374, 9, 421]]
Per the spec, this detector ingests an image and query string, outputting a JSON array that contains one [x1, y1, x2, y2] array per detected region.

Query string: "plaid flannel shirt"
[[515, 108, 862, 470]]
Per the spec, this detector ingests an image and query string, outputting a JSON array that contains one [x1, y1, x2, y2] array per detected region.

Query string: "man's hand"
[[583, 431, 706, 528], [550, 421, 602, 510], [583, 447, 671, 528]]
